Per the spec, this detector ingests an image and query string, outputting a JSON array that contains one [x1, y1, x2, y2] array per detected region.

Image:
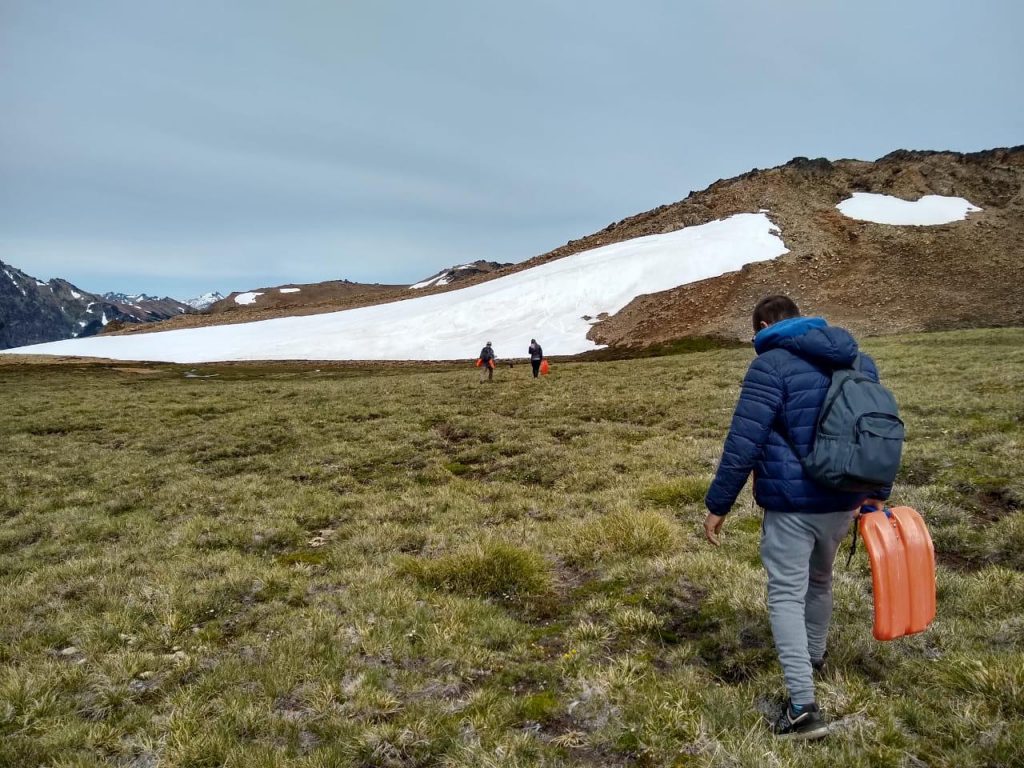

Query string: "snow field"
[[836, 193, 981, 225], [3, 213, 788, 363]]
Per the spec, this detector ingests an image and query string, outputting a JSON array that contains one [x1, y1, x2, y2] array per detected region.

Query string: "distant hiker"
[[528, 338, 544, 378], [479, 341, 496, 382], [703, 295, 894, 740]]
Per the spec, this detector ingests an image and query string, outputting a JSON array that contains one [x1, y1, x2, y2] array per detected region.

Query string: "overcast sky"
[[1, 1, 1021, 299]]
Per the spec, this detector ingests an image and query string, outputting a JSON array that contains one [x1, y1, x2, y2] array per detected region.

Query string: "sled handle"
[[846, 504, 892, 567]]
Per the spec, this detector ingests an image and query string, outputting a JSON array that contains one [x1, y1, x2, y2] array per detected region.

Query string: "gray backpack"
[[793, 356, 904, 492]]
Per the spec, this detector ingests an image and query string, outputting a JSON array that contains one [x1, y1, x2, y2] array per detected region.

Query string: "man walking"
[[479, 341, 496, 383], [528, 338, 544, 378], [703, 295, 890, 740]]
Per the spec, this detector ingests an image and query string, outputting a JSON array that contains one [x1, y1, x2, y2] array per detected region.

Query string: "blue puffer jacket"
[[705, 316, 888, 515]]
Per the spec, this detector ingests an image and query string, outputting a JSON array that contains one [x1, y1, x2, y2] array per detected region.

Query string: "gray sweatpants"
[[760, 509, 855, 705]]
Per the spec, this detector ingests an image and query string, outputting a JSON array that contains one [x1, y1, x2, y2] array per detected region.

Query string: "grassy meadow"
[[1, 328, 1022, 768]]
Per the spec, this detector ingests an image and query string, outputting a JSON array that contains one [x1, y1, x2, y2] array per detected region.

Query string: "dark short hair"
[[752, 295, 800, 332]]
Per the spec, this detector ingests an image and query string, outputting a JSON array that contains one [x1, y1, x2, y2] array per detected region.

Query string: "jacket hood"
[[753, 316, 858, 367]]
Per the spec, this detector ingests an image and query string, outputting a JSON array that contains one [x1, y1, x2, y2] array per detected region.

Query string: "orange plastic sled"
[[540, 359, 550, 375], [858, 505, 936, 641], [475, 358, 483, 367]]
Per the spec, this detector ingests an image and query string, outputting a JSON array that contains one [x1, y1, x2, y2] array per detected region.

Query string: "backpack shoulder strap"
[[778, 360, 842, 457]]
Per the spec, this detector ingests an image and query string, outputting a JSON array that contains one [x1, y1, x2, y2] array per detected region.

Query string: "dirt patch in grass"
[[897, 454, 941, 486], [25, 421, 103, 436], [936, 549, 989, 572], [433, 421, 474, 444], [696, 630, 775, 685], [650, 580, 713, 646], [947, 481, 1024, 528], [974, 487, 1022, 523], [550, 426, 586, 444]]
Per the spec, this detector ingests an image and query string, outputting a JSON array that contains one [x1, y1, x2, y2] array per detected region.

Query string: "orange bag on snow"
[[475, 359, 483, 367], [540, 359, 550, 375], [858, 506, 936, 641]]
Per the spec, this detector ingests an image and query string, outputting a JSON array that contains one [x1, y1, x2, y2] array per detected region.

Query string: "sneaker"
[[811, 651, 828, 675], [772, 701, 829, 740]]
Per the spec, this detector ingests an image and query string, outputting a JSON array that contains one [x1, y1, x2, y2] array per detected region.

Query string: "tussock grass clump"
[[559, 508, 681, 565], [641, 476, 711, 507], [936, 656, 1024, 717], [398, 541, 553, 601], [611, 605, 663, 636]]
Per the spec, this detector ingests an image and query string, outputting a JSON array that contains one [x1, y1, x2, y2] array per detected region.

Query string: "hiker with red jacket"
[[478, 341, 496, 383], [528, 339, 544, 378], [703, 295, 892, 740]]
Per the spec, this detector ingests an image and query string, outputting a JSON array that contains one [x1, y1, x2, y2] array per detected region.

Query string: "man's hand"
[[704, 513, 726, 546], [861, 497, 887, 512]]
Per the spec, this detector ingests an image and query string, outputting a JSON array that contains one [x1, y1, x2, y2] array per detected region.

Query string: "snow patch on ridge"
[[2, 213, 789, 363], [234, 292, 263, 305], [836, 193, 981, 225], [410, 264, 477, 290], [410, 275, 444, 290], [3, 269, 27, 297], [279, 288, 301, 294]]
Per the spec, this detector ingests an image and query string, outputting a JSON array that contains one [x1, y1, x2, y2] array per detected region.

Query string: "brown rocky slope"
[[112, 263, 509, 335], [581, 147, 1023, 346]]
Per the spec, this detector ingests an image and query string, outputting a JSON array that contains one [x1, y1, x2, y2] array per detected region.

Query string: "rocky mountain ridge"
[[410, 260, 512, 290], [0, 260, 193, 349]]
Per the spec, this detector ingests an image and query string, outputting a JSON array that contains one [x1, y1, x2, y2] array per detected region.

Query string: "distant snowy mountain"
[[0, 260, 192, 350], [185, 291, 225, 310], [103, 292, 192, 318], [104, 291, 160, 304], [410, 260, 511, 290]]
